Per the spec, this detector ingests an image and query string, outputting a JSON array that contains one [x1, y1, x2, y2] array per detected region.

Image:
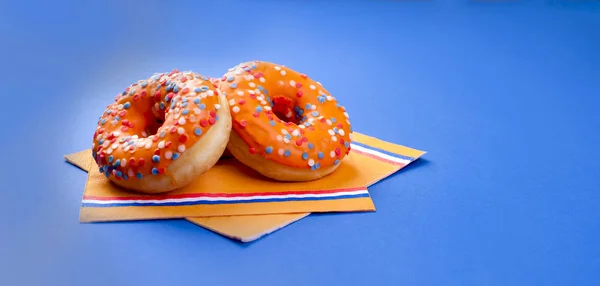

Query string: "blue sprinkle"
[[194, 128, 202, 136], [199, 103, 206, 110], [182, 97, 188, 102], [312, 111, 319, 117], [227, 76, 234, 82], [194, 98, 200, 104], [302, 152, 309, 160], [297, 109, 304, 115], [258, 85, 264, 91], [98, 167, 103, 173], [170, 103, 176, 109], [155, 85, 161, 90], [215, 115, 219, 121], [334, 159, 340, 165], [251, 64, 257, 69], [310, 165, 316, 171], [113, 160, 120, 167], [285, 134, 292, 140], [284, 150, 291, 157], [159, 102, 165, 110], [317, 95, 326, 103], [152, 168, 159, 175], [108, 155, 114, 163], [194, 87, 201, 93], [304, 122, 311, 127], [136, 173, 143, 179], [123, 102, 131, 109], [201, 86, 209, 91], [331, 117, 337, 123], [166, 80, 171, 85], [103, 165, 108, 172], [114, 116, 120, 121], [315, 162, 321, 169], [265, 146, 273, 154], [160, 131, 166, 138], [269, 120, 276, 126], [244, 67, 251, 71], [182, 102, 188, 108], [166, 85, 172, 92], [115, 171, 122, 177], [104, 172, 110, 178], [230, 83, 237, 89], [305, 103, 312, 109], [182, 109, 189, 115], [98, 139, 104, 145], [152, 155, 160, 163], [308, 143, 314, 149], [173, 85, 179, 93], [333, 127, 338, 133], [344, 142, 350, 148], [141, 81, 147, 88], [202, 76, 209, 80], [129, 89, 135, 95], [318, 152, 324, 159], [172, 153, 180, 160], [100, 119, 106, 125], [123, 174, 129, 180], [255, 106, 263, 112]]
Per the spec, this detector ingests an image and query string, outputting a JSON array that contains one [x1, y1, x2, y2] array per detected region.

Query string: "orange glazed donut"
[[218, 61, 353, 181], [92, 70, 232, 193]]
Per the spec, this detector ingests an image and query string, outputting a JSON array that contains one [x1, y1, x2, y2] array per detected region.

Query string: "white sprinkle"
[[232, 106, 240, 113], [283, 137, 290, 144], [237, 91, 244, 96], [326, 119, 332, 126], [299, 125, 305, 129], [111, 142, 119, 149], [178, 144, 186, 152], [158, 141, 165, 149], [260, 100, 267, 105], [165, 151, 173, 160], [177, 127, 185, 134], [259, 77, 265, 83], [264, 106, 271, 111], [248, 90, 255, 95], [308, 118, 315, 124], [280, 70, 286, 76], [279, 80, 284, 86], [249, 82, 256, 88], [310, 85, 316, 90], [331, 136, 337, 142], [311, 105, 317, 110], [189, 115, 197, 123], [214, 104, 221, 110], [330, 151, 336, 158], [289, 80, 296, 87], [327, 96, 334, 101], [145, 141, 152, 149], [274, 66, 281, 70], [106, 148, 113, 154], [207, 90, 214, 96], [281, 129, 289, 134], [174, 113, 181, 120], [339, 129, 345, 136], [255, 89, 261, 94], [178, 117, 186, 125], [344, 112, 349, 118], [235, 70, 242, 75], [308, 159, 315, 167], [292, 129, 300, 137], [194, 108, 201, 114], [276, 135, 283, 141], [229, 99, 236, 106], [121, 159, 127, 167], [113, 131, 121, 137], [317, 81, 322, 85], [124, 145, 130, 152], [278, 148, 284, 156], [132, 135, 139, 139], [328, 129, 335, 136], [349, 133, 353, 140]]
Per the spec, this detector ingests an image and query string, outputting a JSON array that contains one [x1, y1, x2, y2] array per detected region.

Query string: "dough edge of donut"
[[226, 131, 342, 182], [109, 91, 232, 194]]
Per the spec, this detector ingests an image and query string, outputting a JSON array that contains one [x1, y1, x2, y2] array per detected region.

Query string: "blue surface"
[[1, 1, 599, 285]]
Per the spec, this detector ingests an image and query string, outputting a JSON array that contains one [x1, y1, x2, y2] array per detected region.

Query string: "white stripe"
[[350, 144, 412, 165], [82, 189, 369, 205]]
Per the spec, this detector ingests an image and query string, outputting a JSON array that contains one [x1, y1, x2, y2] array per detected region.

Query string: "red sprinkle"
[[128, 158, 136, 167], [165, 141, 172, 148], [252, 112, 260, 117], [141, 90, 147, 98], [122, 120, 130, 126], [296, 91, 303, 98], [154, 91, 162, 100], [335, 148, 341, 155], [295, 140, 303, 146], [181, 87, 189, 94], [253, 72, 264, 78], [209, 118, 216, 125], [180, 77, 188, 83], [151, 136, 158, 142], [133, 94, 139, 101], [239, 120, 247, 128], [302, 137, 308, 142], [296, 82, 303, 88], [154, 149, 160, 156], [179, 134, 188, 143], [138, 158, 145, 167], [120, 126, 128, 132], [210, 110, 216, 117], [119, 111, 126, 117], [238, 99, 246, 105], [200, 119, 209, 127], [159, 167, 166, 174], [170, 126, 177, 133], [249, 147, 256, 154]]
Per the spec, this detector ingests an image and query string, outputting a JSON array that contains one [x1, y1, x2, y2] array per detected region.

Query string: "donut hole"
[[271, 96, 302, 125]]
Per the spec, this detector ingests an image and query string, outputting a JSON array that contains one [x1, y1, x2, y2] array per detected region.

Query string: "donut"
[[92, 70, 232, 194], [217, 61, 353, 181]]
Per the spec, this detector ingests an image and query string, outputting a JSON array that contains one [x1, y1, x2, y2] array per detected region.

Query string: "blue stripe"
[[82, 193, 370, 208], [351, 142, 415, 161]]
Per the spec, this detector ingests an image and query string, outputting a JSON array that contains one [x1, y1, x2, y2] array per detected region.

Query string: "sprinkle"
[[172, 153, 180, 160], [328, 129, 335, 136], [177, 127, 185, 134], [178, 144, 186, 152], [308, 159, 315, 167], [280, 70, 286, 76], [136, 173, 143, 179], [182, 109, 189, 115], [269, 120, 276, 126], [108, 155, 114, 163], [152, 168, 159, 175], [255, 106, 263, 112], [276, 135, 283, 141], [227, 76, 234, 82], [179, 134, 188, 143], [330, 151, 336, 158], [334, 159, 340, 165], [318, 152, 324, 159], [339, 129, 345, 136], [123, 102, 131, 109], [178, 117, 186, 125], [165, 151, 173, 159], [207, 90, 214, 96], [284, 150, 291, 157], [302, 152, 309, 160], [308, 143, 314, 149], [158, 141, 165, 149], [230, 83, 238, 88], [249, 82, 256, 88], [289, 80, 296, 87], [194, 128, 202, 136], [194, 87, 201, 93], [232, 106, 240, 113], [209, 118, 216, 125], [310, 85, 316, 90], [199, 103, 206, 110], [152, 155, 160, 163], [332, 136, 337, 142], [265, 146, 273, 154], [201, 86, 209, 91]]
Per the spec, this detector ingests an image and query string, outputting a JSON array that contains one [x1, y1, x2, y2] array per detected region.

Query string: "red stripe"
[[351, 148, 406, 166], [83, 186, 367, 201]]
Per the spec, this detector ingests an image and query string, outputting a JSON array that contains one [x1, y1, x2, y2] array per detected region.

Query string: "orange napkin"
[[65, 132, 425, 241]]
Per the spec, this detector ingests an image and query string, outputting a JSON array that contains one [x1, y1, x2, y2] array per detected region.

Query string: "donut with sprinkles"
[[92, 70, 232, 193], [218, 61, 353, 181]]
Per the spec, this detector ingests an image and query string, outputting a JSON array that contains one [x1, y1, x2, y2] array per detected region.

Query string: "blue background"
[[1, 0, 599, 285]]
